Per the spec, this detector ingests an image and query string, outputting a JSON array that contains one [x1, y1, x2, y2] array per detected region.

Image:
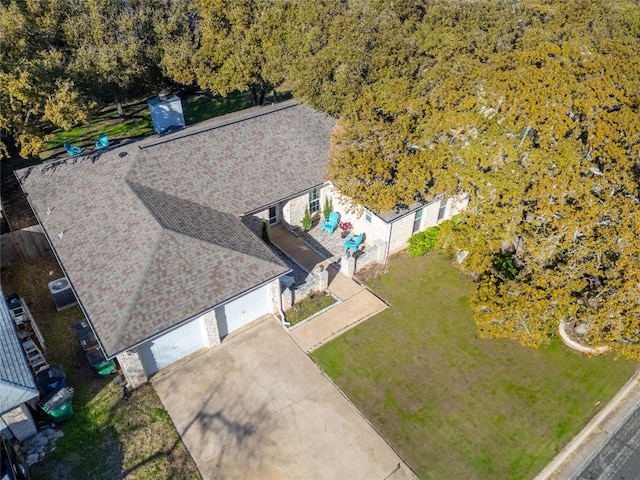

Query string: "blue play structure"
[[64, 142, 82, 156], [321, 211, 339, 235], [95, 134, 109, 150]]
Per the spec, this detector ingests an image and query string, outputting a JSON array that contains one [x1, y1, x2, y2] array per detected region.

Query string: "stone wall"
[[281, 266, 328, 311], [201, 309, 221, 348], [340, 240, 386, 279], [117, 350, 148, 389]]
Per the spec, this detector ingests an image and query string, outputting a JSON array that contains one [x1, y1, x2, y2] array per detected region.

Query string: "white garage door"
[[138, 318, 207, 376], [217, 285, 271, 338]]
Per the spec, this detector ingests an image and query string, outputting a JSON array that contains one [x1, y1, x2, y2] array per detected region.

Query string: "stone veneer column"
[[315, 265, 329, 291], [340, 255, 356, 279], [281, 288, 293, 311], [201, 310, 221, 348], [117, 350, 147, 389]]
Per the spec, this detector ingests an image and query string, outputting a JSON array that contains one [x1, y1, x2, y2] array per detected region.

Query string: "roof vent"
[[48, 278, 78, 311]]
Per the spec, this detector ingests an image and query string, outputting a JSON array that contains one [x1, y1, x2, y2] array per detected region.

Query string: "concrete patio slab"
[[153, 318, 416, 480]]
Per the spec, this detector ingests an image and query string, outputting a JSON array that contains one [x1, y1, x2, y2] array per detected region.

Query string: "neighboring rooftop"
[[17, 100, 334, 357], [0, 286, 39, 414]]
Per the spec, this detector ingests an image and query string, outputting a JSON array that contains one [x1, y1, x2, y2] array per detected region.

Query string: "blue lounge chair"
[[321, 211, 339, 235], [64, 142, 82, 156], [344, 233, 363, 253], [95, 134, 109, 150]]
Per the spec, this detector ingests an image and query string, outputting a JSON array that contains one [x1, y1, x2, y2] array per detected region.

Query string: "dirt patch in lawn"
[[352, 261, 389, 285]]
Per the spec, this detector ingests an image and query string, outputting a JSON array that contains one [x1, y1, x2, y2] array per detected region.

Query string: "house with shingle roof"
[[17, 100, 337, 386], [17, 99, 464, 387]]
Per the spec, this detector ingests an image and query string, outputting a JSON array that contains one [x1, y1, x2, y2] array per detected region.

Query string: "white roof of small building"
[[0, 286, 38, 414]]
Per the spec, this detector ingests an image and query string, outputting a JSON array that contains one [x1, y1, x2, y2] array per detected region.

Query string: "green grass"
[[1, 255, 201, 480], [39, 89, 288, 160], [311, 252, 638, 480], [286, 292, 337, 325]]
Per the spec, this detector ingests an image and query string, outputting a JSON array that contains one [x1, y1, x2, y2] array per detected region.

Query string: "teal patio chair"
[[344, 233, 363, 253], [64, 142, 82, 156], [95, 134, 109, 150], [321, 211, 339, 235]]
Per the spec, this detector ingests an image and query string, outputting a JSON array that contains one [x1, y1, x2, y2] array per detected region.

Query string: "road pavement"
[[537, 369, 640, 479], [574, 402, 640, 479]]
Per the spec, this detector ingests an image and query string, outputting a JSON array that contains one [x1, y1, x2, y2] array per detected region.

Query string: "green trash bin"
[[40, 387, 73, 423], [86, 349, 116, 376], [94, 359, 116, 376]]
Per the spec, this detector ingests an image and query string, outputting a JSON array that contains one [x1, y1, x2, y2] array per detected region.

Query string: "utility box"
[[148, 94, 185, 134], [48, 278, 77, 311]]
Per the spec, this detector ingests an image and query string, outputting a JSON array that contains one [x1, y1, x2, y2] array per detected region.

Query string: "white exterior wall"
[[388, 201, 442, 253], [282, 195, 309, 227], [281, 186, 329, 228], [323, 184, 390, 247], [280, 185, 468, 258]]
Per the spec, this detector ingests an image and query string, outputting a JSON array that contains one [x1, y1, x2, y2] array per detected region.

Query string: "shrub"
[[323, 197, 332, 219], [302, 207, 312, 231], [493, 252, 518, 279], [261, 219, 270, 244], [408, 225, 440, 257]]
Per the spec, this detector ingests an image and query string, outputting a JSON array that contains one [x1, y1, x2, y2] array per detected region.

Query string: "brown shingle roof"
[[17, 100, 333, 356], [130, 100, 335, 213]]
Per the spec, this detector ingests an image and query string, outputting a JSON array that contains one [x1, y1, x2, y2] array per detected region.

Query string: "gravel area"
[[296, 223, 349, 261]]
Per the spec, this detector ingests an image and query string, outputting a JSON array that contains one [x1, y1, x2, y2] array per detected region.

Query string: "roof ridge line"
[[168, 228, 286, 268], [138, 100, 300, 150], [109, 227, 166, 354]]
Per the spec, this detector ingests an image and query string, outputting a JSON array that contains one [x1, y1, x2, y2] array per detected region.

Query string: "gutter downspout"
[[276, 282, 290, 328], [384, 221, 393, 266]]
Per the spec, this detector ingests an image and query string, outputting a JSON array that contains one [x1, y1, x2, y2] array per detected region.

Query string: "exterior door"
[[218, 285, 271, 337], [138, 318, 206, 375], [268, 205, 278, 225]]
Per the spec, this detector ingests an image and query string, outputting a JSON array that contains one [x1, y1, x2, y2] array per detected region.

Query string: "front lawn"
[[311, 252, 637, 480], [1, 255, 201, 480]]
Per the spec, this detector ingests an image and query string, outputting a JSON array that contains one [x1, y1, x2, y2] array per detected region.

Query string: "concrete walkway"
[[270, 224, 388, 352], [153, 318, 417, 480]]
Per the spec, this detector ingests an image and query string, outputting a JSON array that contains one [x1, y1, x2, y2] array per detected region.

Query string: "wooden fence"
[[0, 225, 51, 266]]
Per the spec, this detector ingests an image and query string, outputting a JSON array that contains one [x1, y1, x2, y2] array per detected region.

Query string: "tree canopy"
[[326, 0, 640, 358], [2, 0, 640, 358]]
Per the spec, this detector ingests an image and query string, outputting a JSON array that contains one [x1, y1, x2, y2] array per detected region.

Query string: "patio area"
[[295, 220, 359, 264]]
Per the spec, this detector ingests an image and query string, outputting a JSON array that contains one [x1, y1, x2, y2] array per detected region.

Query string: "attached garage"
[[217, 285, 272, 338], [138, 317, 207, 376]]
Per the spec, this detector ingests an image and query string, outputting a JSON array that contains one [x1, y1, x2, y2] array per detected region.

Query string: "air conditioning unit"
[[48, 277, 77, 311]]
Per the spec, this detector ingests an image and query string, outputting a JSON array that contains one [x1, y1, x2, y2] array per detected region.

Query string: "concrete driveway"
[[153, 317, 416, 480]]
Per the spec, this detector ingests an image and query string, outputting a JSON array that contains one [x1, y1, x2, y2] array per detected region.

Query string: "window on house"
[[268, 206, 277, 225], [365, 209, 372, 223], [412, 208, 423, 234], [437, 199, 448, 222], [309, 188, 320, 213]]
